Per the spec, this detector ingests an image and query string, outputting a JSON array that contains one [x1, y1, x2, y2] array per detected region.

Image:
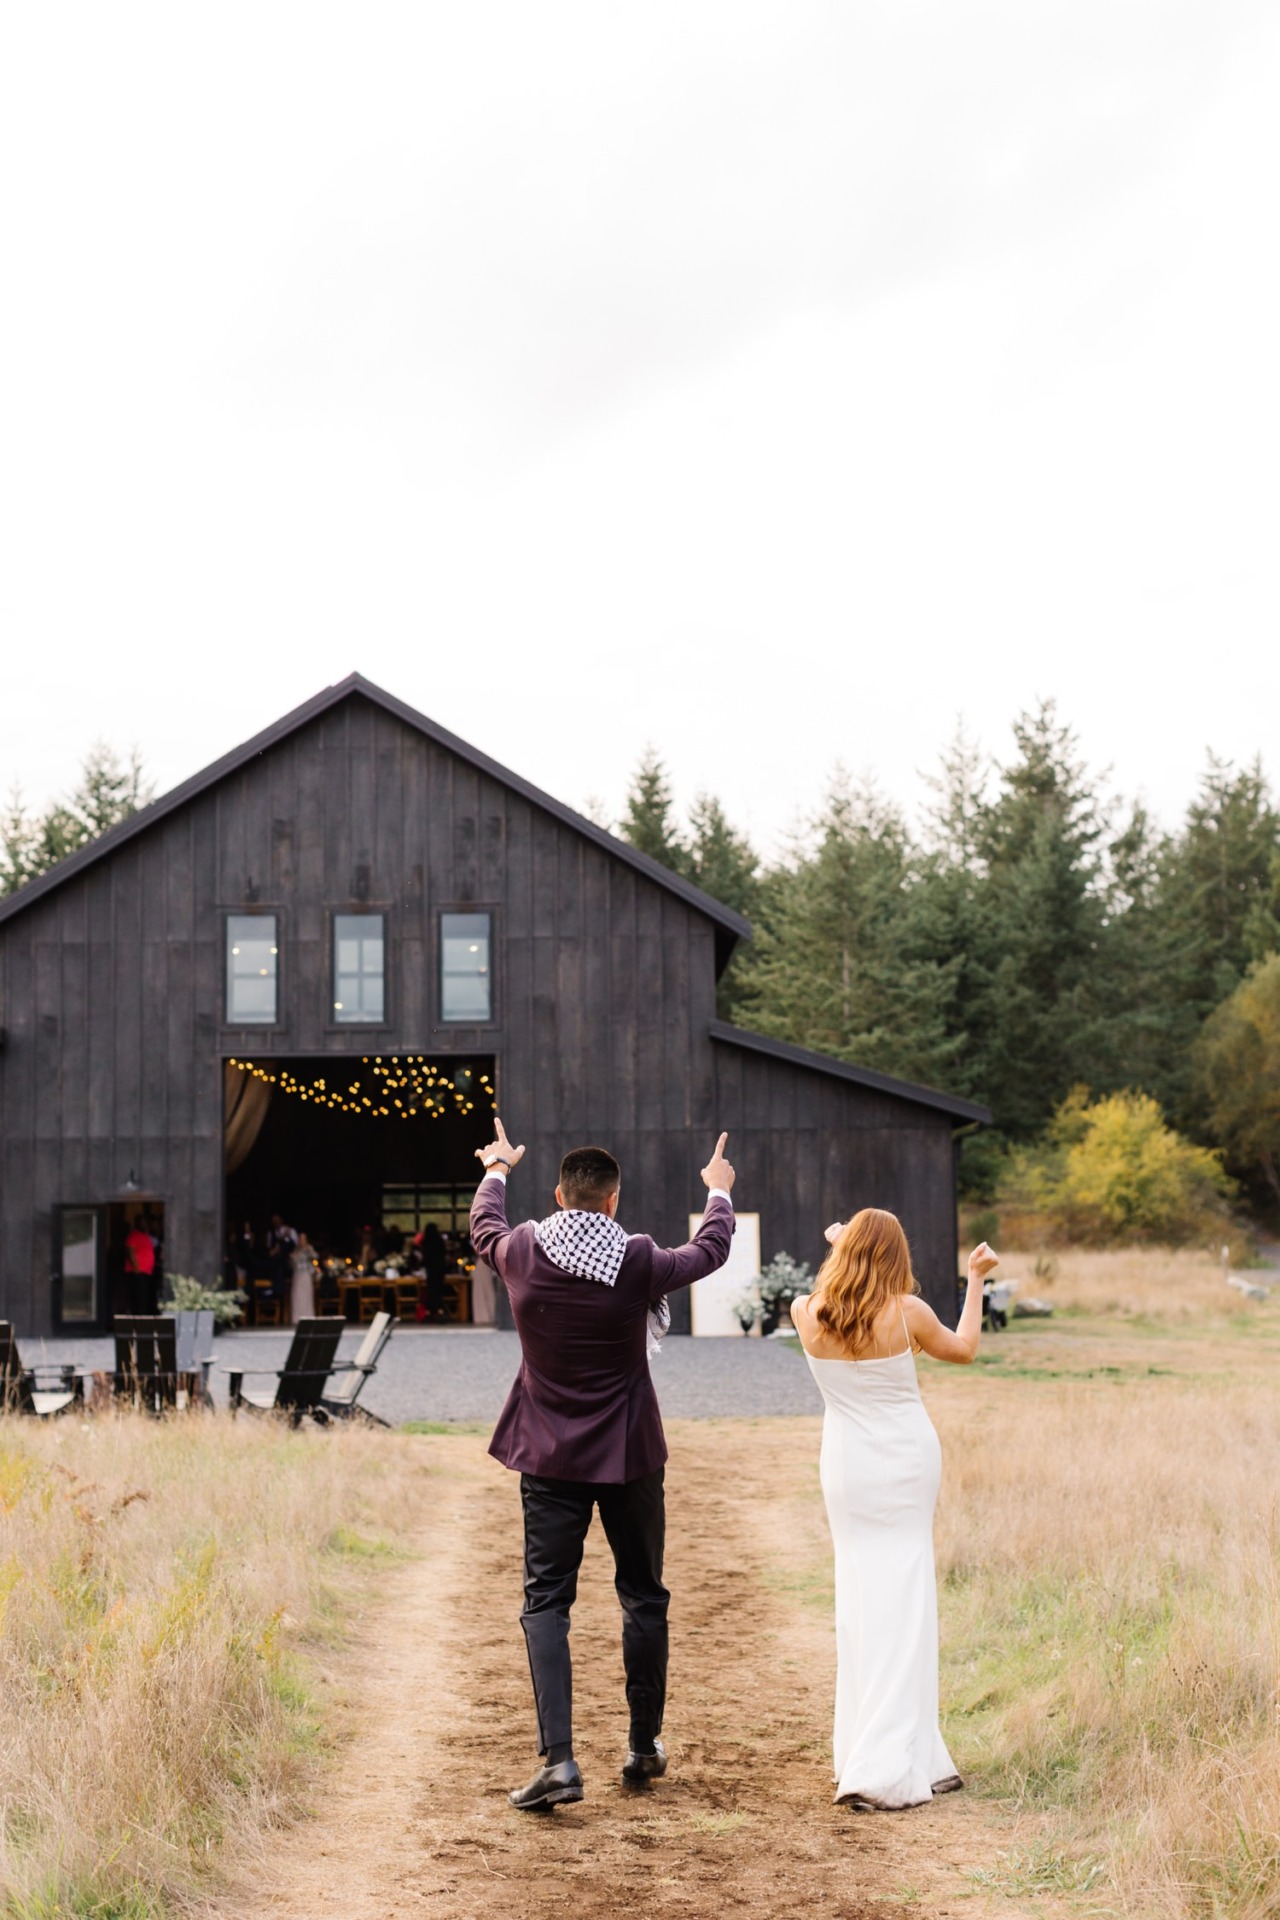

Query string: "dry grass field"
[[988, 1242, 1272, 1320], [0, 1415, 429, 1918], [921, 1304, 1280, 1917], [1, 1250, 1278, 1919]]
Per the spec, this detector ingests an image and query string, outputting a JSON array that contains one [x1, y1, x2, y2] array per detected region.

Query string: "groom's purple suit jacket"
[[471, 1175, 734, 1485]]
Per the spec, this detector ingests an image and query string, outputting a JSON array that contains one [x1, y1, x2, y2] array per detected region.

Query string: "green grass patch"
[[398, 1419, 491, 1435], [965, 1844, 1109, 1901], [324, 1525, 404, 1561]]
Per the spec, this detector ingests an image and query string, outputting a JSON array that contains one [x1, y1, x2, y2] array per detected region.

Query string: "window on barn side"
[[333, 913, 386, 1024], [440, 912, 491, 1023], [226, 914, 279, 1025]]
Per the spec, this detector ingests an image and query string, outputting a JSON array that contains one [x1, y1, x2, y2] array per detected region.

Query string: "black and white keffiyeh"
[[534, 1209, 670, 1357]]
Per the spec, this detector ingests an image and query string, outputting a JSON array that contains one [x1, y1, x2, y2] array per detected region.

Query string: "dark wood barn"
[[0, 675, 988, 1336]]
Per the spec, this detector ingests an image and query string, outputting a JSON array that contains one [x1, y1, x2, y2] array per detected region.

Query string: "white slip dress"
[[804, 1308, 958, 1808]]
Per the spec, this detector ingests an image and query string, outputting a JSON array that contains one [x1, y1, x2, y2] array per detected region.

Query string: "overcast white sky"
[[2, 2, 1277, 855]]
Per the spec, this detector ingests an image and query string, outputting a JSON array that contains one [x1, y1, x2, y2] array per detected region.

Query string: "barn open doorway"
[[223, 1054, 496, 1325]]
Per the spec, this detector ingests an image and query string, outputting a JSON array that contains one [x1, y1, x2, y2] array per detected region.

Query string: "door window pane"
[[61, 1210, 98, 1322], [441, 913, 491, 1022], [333, 913, 386, 1023], [227, 915, 278, 1024]]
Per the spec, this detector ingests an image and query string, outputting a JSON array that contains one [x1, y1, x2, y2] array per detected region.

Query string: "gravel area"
[[20, 1328, 823, 1425]]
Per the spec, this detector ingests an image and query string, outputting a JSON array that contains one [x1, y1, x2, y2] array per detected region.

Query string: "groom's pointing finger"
[[714, 1131, 729, 1158]]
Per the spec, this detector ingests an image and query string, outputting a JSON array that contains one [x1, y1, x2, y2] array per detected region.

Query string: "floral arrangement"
[[165, 1273, 247, 1326], [758, 1252, 812, 1308]]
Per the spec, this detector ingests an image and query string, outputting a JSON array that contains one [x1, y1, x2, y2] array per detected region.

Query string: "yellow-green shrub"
[[1006, 1087, 1234, 1245]]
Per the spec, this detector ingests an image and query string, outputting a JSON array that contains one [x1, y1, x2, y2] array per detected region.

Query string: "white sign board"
[[688, 1210, 761, 1336]]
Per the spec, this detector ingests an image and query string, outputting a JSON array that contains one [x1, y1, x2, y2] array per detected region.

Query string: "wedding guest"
[[290, 1230, 316, 1323], [471, 1256, 497, 1325], [123, 1213, 157, 1313]]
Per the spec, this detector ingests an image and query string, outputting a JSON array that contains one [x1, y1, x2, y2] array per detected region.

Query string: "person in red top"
[[124, 1216, 158, 1313], [124, 1220, 156, 1278]]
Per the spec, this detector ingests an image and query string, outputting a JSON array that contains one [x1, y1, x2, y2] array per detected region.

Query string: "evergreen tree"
[[617, 748, 689, 875], [686, 792, 760, 1019], [1158, 756, 1280, 1006], [741, 774, 960, 1087], [961, 700, 1113, 1137], [0, 744, 151, 897], [1195, 953, 1280, 1208], [686, 792, 758, 918]]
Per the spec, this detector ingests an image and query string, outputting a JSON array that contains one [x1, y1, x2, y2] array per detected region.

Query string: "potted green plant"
[[165, 1272, 248, 1329]]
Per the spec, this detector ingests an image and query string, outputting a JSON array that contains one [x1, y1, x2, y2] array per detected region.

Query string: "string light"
[[229, 1056, 496, 1120]]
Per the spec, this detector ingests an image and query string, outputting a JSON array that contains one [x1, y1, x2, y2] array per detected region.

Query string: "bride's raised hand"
[[824, 1222, 845, 1246], [967, 1241, 999, 1282]]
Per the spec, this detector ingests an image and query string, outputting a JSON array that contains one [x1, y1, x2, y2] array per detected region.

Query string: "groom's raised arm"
[[469, 1171, 515, 1277], [468, 1117, 526, 1278], [647, 1132, 737, 1303]]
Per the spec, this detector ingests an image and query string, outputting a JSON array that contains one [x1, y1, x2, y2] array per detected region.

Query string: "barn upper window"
[[333, 913, 386, 1024], [440, 913, 491, 1023], [226, 915, 279, 1025]]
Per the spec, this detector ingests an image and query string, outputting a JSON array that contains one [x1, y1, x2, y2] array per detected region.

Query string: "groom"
[[470, 1118, 736, 1811]]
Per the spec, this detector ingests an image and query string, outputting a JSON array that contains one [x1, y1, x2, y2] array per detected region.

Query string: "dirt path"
[[209, 1421, 1064, 1920]]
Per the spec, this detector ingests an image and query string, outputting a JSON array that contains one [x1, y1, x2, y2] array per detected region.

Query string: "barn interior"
[[224, 1054, 496, 1302]]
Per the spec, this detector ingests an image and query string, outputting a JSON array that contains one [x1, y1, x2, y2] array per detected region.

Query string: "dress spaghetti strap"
[[899, 1303, 911, 1356]]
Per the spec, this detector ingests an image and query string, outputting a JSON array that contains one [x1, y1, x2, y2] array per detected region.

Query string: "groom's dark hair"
[[559, 1146, 621, 1211]]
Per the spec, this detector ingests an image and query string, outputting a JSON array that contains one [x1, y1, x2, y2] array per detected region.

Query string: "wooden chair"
[[112, 1316, 180, 1413], [174, 1309, 216, 1407], [320, 1312, 394, 1426], [251, 1279, 282, 1326], [357, 1280, 385, 1325], [391, 1277, 421, 1321], [441, 1274, 471, 1323], [226, 1317, 346, 1425], [0, 1321, 81, 1416]]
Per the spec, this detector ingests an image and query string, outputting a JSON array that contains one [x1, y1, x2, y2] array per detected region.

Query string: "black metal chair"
[[0, 1321, 81, 1416], [320, 1312, 394, 1425], [226, 1317, 347, 1425], [112, 1315, 180, 1412]]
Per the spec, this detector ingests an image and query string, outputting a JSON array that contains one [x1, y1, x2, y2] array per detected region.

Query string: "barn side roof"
[[0, 674, 753, 955], [709, 1020, 992, 1124]]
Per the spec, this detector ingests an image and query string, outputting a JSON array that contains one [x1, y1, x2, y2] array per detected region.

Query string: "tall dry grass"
[[0, 1412, 428, 1918], [928, 1366, 1280, 1917], [991, 1244, 1265, 1320]]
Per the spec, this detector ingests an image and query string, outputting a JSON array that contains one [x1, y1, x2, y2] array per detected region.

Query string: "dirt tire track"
[[208, 1421, 1061, 1919]]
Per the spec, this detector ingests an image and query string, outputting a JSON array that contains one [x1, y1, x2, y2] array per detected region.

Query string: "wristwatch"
[[483, 1155, 512, 1171]]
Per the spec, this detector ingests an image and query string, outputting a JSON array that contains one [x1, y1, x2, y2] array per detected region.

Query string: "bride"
[[790, 1211, 997, 1810]]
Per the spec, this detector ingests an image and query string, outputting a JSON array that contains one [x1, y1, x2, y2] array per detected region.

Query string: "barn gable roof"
[[709, 1020, 992, 1124], [0, 674, 753, 956]]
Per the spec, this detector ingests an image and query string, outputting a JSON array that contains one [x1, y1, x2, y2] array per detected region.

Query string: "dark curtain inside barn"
[[224, 1063, 272, 1175]]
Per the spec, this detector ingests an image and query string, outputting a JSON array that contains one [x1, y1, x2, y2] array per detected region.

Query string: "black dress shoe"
[[621, 1738, 668, 1784], [508, 1759, 584, 1811]]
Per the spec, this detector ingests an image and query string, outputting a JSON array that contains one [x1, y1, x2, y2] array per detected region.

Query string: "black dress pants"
[[519, 1468, 668, 1756]]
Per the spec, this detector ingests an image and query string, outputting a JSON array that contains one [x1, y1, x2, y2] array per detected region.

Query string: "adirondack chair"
[[0, 1322, 81, 1416], [174, 1310, 217, 1407], [112, 1315, 180, 1412], [226, 1317, 346, 1424], [320, 1312, 394, 1425]]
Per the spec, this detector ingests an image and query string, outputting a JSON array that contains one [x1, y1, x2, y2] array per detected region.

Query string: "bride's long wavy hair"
[[813, 1208, 918, 1354]]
